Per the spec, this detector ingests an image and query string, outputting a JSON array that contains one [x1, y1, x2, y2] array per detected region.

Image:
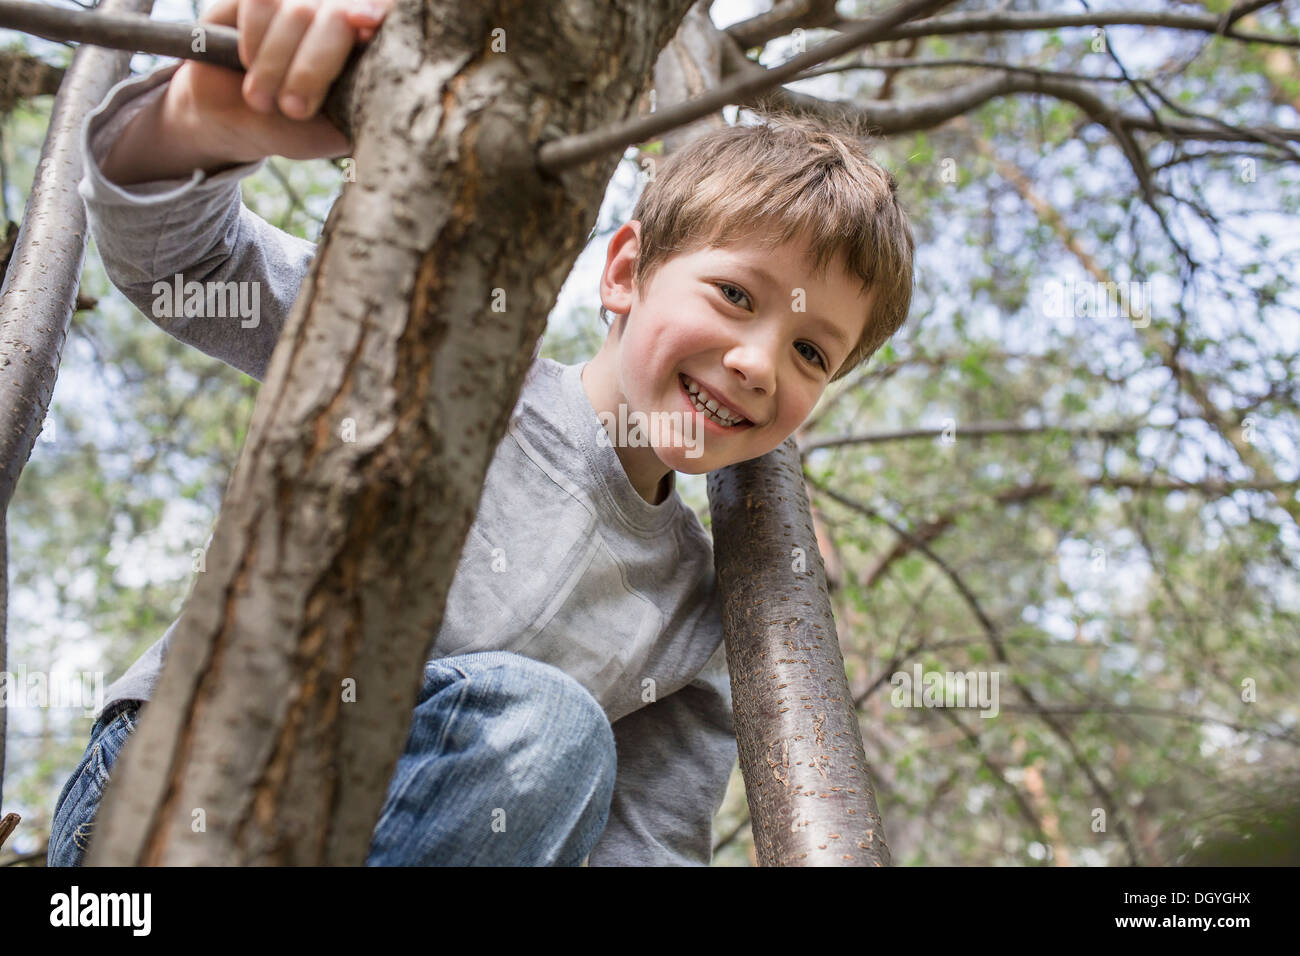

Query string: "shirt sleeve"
[[78, 62, 318, 383], [587, 641, 738, 866]]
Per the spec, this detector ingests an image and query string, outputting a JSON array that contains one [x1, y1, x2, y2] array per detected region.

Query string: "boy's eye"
[[795, 342, 827, 370], [715, 282, 827, 370], [716, 282, 751, 309]]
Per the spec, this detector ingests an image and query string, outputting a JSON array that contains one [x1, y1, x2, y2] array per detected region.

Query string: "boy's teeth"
[[683, 375, 744, 425]]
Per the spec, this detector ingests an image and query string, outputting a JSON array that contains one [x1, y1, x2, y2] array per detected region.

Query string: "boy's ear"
[[599, 221, 641, 318]]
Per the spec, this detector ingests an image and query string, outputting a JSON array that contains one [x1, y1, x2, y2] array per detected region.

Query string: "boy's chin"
[[653, 445, 708, 475], [656, 446, 753, 475], [662, 436, 785, 474]]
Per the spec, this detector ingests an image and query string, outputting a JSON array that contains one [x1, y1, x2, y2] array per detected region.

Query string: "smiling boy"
[[586, 225, 877, 502], [583, 118, 912, 504], [47, 0, 914, 868]]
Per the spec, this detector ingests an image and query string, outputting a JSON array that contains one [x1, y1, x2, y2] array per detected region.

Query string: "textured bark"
[[87, 0, 696, 866], [0, 0, 154, 819], [650, 1, 726, 154], [709, 438, 890, 866]]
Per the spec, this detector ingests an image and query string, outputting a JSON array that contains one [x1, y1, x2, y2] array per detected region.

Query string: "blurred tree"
[[1, 0, 1297, 866]]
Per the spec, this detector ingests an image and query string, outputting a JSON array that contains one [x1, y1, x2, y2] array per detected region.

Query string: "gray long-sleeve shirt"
[[76, 62, 737, 866]]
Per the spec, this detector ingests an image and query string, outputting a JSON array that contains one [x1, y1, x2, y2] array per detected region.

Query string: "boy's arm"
[[586, 642, 737, 866], [79, 63, 317, 383]]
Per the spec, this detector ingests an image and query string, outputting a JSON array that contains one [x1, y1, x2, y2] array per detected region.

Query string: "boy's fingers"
[[278, 115, 351, 160], [236, 0, 278, 70], [281, 3, 357, 117], [243, 0, 316, 113], [201, 0, 241, 28], [344, 0, 393, 25]]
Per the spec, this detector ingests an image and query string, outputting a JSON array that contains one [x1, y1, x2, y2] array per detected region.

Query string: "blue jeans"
[[48, 651, 618, 866]]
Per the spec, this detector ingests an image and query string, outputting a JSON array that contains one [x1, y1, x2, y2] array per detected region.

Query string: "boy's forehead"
[[697, 236, 853, 294]]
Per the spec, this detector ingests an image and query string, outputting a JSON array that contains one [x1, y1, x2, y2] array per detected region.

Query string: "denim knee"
[[452, 651, 617, 791], [366, 651, 617, 864], [47, 702, 140, 867]]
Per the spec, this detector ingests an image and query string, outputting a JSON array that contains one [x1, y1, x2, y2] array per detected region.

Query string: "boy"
[[47, 0, 913, 866]]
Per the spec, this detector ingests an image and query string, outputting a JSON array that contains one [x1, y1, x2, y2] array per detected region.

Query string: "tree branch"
[[0, 0, 242, 69], [801, 420, 1146, 455], [996, 704, 1300, 748], [725, 0, 842, 51], [850, 7, 1300, 50], [0, 0, 155, 821], [730, 61, 1300, 148], [535, 0, 960, 171], [809, 476, 1147, 864]]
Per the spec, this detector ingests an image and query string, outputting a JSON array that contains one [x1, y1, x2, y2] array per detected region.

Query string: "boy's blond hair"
[[601, 107, 914, 382]]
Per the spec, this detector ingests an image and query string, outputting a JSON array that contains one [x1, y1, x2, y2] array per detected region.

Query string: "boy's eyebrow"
[[804, 311, 850, 353], [728, 261, 851, 351]]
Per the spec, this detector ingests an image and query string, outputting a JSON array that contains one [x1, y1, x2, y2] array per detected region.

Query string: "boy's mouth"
[[678, 374, 754, 430]]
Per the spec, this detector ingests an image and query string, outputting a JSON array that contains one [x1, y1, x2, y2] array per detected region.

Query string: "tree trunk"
[[88, 0, 696, 866], [709, 439, 890, 866], [0, 0, 155, 819]]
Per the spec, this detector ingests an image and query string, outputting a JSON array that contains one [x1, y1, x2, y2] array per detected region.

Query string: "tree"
[[2, 0, 1296, 866], [4, 0, 943, 868], [80, 0, 718, 865], [0, 0, 157, 841]]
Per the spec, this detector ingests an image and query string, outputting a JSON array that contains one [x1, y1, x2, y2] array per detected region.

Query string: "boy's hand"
[[170, 0, 395, 165]]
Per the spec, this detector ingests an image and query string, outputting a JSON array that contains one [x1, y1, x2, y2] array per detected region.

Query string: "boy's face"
[[586, 220, 873, 485]]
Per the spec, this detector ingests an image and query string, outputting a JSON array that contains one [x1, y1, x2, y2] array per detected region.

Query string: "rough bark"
[[87, 0, 696, 866], [0, 0, 154, 821], [650, 1, 726, 154], [709, 438, 890, 866]]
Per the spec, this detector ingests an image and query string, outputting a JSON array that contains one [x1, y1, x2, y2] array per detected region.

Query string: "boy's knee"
[[47, 702, 141, 867], [457, 651, 616, 777]]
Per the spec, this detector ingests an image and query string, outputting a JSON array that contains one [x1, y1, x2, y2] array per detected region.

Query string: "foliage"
[[3, 4, 1299, 867]]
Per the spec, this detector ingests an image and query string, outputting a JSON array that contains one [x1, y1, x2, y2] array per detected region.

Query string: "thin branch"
[[536, 0, 960, 171], [801, 420, 1146, 455], [725, 0, 846, 50], [809, 476, 1147, 865], [996, 704, 1300, 748], [1137, 75, 1300, 161], [934, 707, 1052, 851], [1222, 0, 1281, 31], [0, 0, 242, 69], [264, 158, 326, 229], [854, 7, 1300, 50], [799, 54, 1133, 85], [1079, 2, 1193, 269], [720, 56, 1300, 147], [1152, 146, 1284, 170], [723, 3, 1300, 50], [712, 815, 751, 856]]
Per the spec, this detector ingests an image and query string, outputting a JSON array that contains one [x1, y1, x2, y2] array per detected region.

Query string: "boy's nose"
[[721, 341, 776, 398]]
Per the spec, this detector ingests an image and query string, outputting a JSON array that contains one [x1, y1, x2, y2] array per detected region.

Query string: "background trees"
[[1, 0, 1296, 865]]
